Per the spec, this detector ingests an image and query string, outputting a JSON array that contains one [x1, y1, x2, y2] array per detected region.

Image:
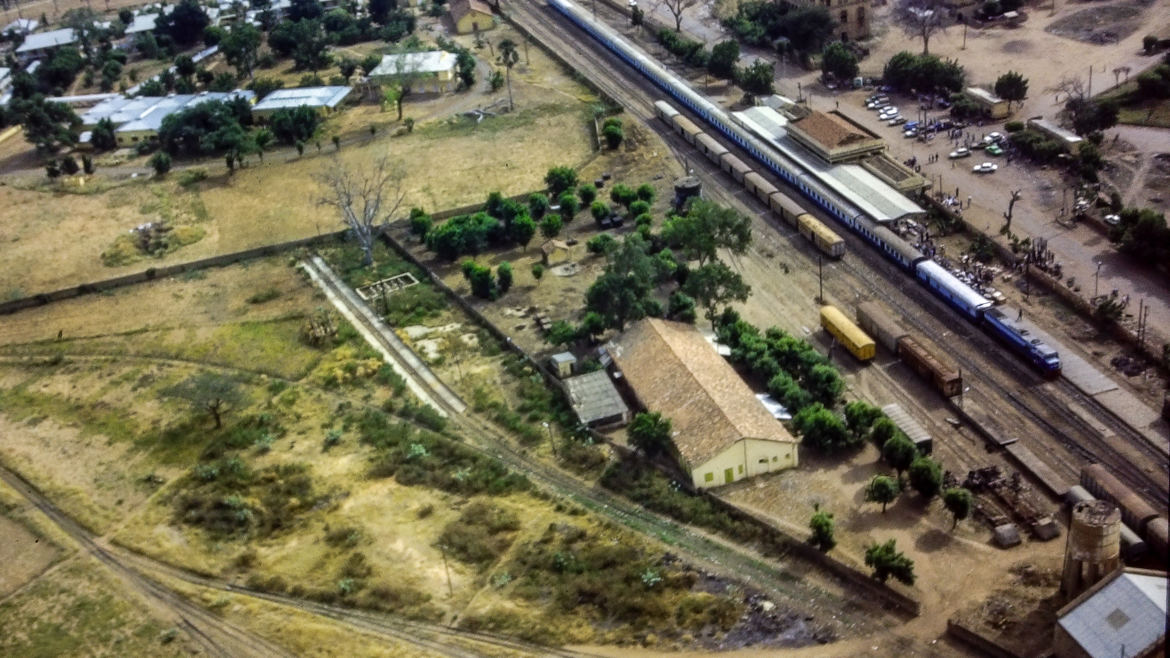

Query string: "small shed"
[[541, 239, 571, 266], [549, 352, 576, 378], [450, 0, 495, 34], [564, 370, 629, 428], [964, 86, 1010, 119], [882, 403, 932, 454]]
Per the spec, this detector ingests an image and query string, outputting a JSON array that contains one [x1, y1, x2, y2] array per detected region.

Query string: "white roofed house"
[[368, 51, 458, 93], [15, 28, 78, 61], [606, 318, 799, 489], [250, 86, 353, 120], [3, 18, 40, 36]]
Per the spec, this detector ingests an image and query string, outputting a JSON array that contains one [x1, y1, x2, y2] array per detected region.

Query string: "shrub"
[[149, 151, 172, 176], [1004, 120, 1024, 132], [577, 183, 597, 206], [437, 500, 520, 569]]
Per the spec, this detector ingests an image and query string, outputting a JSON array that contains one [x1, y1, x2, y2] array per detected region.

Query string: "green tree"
[[822, 42, 859, 82], [174, 54, 198, 79], [368, 0, 394, 25], [994, 70, 1028, 112], [609, 183, 638, 209], [602, 122, 623, 149], [577, 183, 597, 206], [509, 214, 537, 250], [590, 200, 611, 224], [636, 183, 656, 203], [545, 320, 579, 346], [805, 363, 844, 406], [454, 49, 477, 90], [409, 208, 433, 240], [943, 487, 973, 530], [866, 475, 900, 513], [497, 38, 519, 111], [882, 434, 918, 479], [164, 372, 244, 429], [149, 151, 172, 176], [545, 166, 578, 196], [793, 402, 854, 453], [531, 263, 545, 283], [540, 214, 563, 239], [11, 96, 81, 152], [869, 417, 898, 448], [585, 235, 657, 330], [361, 53, 383, 77], [557, 192, 579, 220], [907, 456, 942, 499], [809, 506, 836, 551], [496, 262, 513, 295], [708, 40, 740, 81], [288, 0, 325, 22], [844, 401, 883, 441], [628, 411, 673, 457], [462, 260, 497, 300], [864, 539, 915, 584], [222, 23, 263, 79], [661, 199, 752, 266], [269, 105, 322, 146], [528, 193, 550, 219], [667, 291, 697, 323], [269, 19, 332, 71], [683, 261, 751, 328], [736, 59, 774, 100], [155, 0, 211, 49]]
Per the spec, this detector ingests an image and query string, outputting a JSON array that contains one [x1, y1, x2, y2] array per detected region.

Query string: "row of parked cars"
[[866, 93, 1007, 174]]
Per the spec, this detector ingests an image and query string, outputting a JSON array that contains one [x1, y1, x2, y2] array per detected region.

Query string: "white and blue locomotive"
[[547, 0, 1060, 377]]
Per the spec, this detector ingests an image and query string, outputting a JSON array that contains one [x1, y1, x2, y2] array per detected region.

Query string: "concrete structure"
[[1027, 117, 1085, 149], [79, 91, 255, 146], [1053, 568, 1167, 658], [606, 318, 798, 489], [785, 110, 884, 163], [368, 51, 458, 92], [549, 352, 576, 378], [15, 28, 77, 59], [564, 370, 630, 428], [251, 86, 351, 119], [964, 86, 1011, 119], [450, 0, 495, 34], [1061, 500, 1122, 599], [788, 0, 869, 40]]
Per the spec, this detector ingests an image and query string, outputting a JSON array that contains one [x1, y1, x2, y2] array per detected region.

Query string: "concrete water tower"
[[1060, 500, 1122, 599]]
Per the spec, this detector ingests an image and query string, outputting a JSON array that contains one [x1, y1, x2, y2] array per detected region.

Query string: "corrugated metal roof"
[[81, 91, 254, 132], [564, 370, 628, 426], [881, 403, 930, 445], [369, 51, 457, 77], [252, 86, 351, 112], [1058, 571, 1167, 658], [16, 28, 76, 53]]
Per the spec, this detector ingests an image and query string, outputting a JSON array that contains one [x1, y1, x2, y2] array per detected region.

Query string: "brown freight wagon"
[[898, 336, 963, 398]]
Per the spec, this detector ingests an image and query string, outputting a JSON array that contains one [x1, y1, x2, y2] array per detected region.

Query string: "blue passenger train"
[[548, 0, 1060, 377]]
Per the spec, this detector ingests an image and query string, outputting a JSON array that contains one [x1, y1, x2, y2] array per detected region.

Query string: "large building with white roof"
[[80, 90, 255, 146], [1053, 568, 1166, 658], [251, 86, 353, 119], [15, 28, 77, 59], [369, 51, 458, 92]]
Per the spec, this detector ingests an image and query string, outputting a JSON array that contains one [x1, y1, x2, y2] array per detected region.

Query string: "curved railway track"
[[507, 2, 1167, 507]]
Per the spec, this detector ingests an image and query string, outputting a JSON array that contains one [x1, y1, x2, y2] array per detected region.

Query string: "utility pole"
[[1094, 261, 1102, 300], [817, 255, 824, 304], [439, 544, 453, 597]]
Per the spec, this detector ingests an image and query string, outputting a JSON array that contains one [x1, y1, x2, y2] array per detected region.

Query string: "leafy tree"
[[683, 262, 751, 328], [1066, 97, 1119, 136], [36, 46, 83, 92], [994, 71, 1028, 112], [203, 25, 226, 47], [540, 214, 563, 239], [119, 8, 135, 25], [629, 411, 673, 457], [157, 99, 253, 157], [943, 487, 973, 529], [869, 417, 899, 448], [809, 506, 836, 551], [497, 38, 519, 111], [209, 72, 237, 92], [822, 42, 858, 82], [222, 23, 263, 79], [361, 53, 383, 77], [577, 183, 597, 206], [602, 122, 623, 149], [59, 155, 79, 175], [150, 151, 172, 176], [269, 105, 322, 145], [844, 401, 883, 441], [892, 0, 948, 56], [636, 183, 656, 203], [609, 183, 638, 209], [707, 40, 740, 81], [155, 0, 211, 49], [768, 371, 812, 414], [882, 434, 918, 479], [81, 154, 95, 175], [531, 262, 545, 283], [528, 193, 549, 219], [496, 262, 513, 295], [253, 128, 274, 161], [409, 207, 433, 240], [793, 402, 854, 453], [164, 372, 244, 429], [269, 19, 332, 71], [462, 260, 497, 299], [590, 200, 611, 224], [864, 539, 915, 584], [661, 198, 752, 266], [509, 214, 537, 250], [866, 475, 900, 513], [557, 192, 579, 220], [1116, 207, 1170, 267], [545, 320, 579, 346], [455, 49, 477, 90], [545, 166, 578, 196], [10, 96, 81, 152], [585, 234, 658, 330], [89, 117, 117, 151], [667, 291, 697, 323], [174, 54, 197, 80], [805, 363, 844, 406], [289, 0, 325, 22], [736, 59, 775, 100], [907, 456, 942, 499]]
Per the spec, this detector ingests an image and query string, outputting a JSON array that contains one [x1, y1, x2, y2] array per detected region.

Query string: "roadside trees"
[[165, 372, 244, 429], [866, 475, 900, 513], [881, 433, 918, 479], [943, 487, 973, 529], [865, 539, 916, 584]]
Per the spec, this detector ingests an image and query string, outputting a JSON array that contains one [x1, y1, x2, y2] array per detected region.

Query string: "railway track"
[[301, 252, 899, 633], [508, 0, 1168, 509]]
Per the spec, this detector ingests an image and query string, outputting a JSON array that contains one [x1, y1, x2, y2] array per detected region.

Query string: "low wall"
[[946, 619, 1024, 658], [0, 230, 348, 316]]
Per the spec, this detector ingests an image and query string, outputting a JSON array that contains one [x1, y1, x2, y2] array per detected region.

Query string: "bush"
[[1004, 120, 1024, 132], [590, 200, 611, 224], [437, 501, 520, 569], [908, 456, 942, 498], [577, 183, 597, 206], [149, 151, 172, 176], [545, 166, 578, 195]]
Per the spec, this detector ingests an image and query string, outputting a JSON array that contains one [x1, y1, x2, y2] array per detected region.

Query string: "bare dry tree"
[[657, 0, 699, 32], [315, 155, 407, 267], [1045, 75, 1086, 104], [891, 0, 949, 56]]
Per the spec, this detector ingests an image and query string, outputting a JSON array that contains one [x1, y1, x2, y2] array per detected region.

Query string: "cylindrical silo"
[[1060, 500, 1122, 599]]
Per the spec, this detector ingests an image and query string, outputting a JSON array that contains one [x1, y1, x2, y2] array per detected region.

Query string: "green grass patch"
[[0, 385, 140, 443], [417, 103, 581, 140]]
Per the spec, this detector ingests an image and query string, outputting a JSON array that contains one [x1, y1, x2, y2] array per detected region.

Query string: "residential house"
[[450, 0, 495, 35]]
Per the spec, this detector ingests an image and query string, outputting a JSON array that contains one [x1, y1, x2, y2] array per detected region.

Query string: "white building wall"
[[690, 438, 798, 489]]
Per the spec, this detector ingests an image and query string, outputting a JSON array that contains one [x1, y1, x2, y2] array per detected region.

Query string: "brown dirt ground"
[[0, 515, 60, 599]]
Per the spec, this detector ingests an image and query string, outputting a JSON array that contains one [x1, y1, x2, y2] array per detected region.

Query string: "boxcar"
[[898, 336, 963, 397], [719, 152, 752, 184], [769, 191, 804, 227], [820, 305, 875, 361], [695, 132, 729, 162], [654, 100, 680, 122], [743, 171, 778, 205], [671, 114, 702, 144], [797, 214, 846, 258], [1080, 464, 1162, 532], [856, 301, 908, 354]]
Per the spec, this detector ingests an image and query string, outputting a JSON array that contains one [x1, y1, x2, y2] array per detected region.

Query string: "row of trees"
[[883, 51, 965, 95], [721, 2, 837, 56], [656, 30, 776, 99]]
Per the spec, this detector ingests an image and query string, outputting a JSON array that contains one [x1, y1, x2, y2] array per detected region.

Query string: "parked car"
[[1104, 214, 1121, 226], [988, 131, 1005, 143], [905, 120, 920, 130], [949, 147, 972, 159], [986, 143, 1004, 156], [879, 107, 899, 117], [904, 129, 920, 138], [867, 99, 890, 110], [888, 116, 907, 126], [973, 162, 999, 174]]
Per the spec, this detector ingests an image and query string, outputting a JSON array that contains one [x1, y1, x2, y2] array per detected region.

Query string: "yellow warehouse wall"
[[691, 438, 798, 489]]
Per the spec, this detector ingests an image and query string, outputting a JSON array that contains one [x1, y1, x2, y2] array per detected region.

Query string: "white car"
[[887, 116, 907, 126], [972, 162, 998, 174], [949, 147, 971, 159], [1104, 214, 1121, 226], [988, 131, 1005, 143], [879, 107, 899, 118]]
